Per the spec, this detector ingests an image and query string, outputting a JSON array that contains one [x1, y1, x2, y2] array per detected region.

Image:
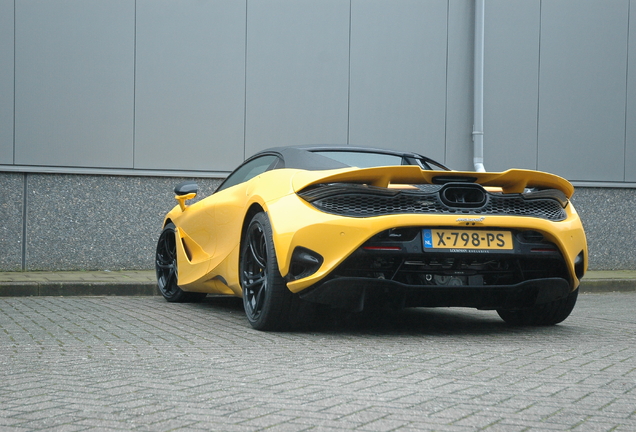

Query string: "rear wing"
[[292, 166, 574, 198]]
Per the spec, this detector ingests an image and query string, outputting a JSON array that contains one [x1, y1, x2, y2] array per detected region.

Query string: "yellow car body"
[[156, 146, 587, 330]]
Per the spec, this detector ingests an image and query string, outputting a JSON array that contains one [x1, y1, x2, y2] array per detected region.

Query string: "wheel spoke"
[[243, 265, 266, 315], [166, 239, 175, 261], [248, 228, 267, 268], [167, 265, 176, 285], [250, 243, 266, 268], [243, 273, 265, 290], [156, 260, 172, 269], [251, 280, 267, 312], [158, 233, 173, 261]]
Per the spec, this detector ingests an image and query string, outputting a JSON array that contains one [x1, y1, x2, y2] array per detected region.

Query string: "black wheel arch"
[[163, 218, 174, 229]]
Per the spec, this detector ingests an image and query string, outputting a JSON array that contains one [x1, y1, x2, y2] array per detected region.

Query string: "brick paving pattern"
[[1, 293, 634, 431]]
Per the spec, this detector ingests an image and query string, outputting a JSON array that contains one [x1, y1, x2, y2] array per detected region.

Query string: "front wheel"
[[497, 288, 579, 326], [155, 223, 206, 303], [240, 213, 293, 330]]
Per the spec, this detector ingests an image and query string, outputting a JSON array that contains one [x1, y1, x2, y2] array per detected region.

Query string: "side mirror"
[[174, 181, 198, 196], [174, 181, 198, 211]]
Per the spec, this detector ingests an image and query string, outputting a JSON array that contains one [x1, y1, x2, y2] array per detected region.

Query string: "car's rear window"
[[312, 151, 405, 168]]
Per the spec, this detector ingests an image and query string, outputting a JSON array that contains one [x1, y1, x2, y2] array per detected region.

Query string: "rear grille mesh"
[[299, 184, 567, 221]]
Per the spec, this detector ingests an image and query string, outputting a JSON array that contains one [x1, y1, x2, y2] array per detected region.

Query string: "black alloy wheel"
[[240, 213, 292, 330], [155, 222, 205, 303]]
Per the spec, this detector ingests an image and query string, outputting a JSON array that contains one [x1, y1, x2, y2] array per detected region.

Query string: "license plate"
[[423, 229, 513, 250]]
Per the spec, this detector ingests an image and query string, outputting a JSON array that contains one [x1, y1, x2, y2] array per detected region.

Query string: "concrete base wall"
[[0, 173, 24, 271], [0, 172, 632, 271], [0, 173, 221, 271], [569, 187, 636, 270]]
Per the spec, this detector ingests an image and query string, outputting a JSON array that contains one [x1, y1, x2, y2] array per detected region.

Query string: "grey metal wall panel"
[[537, 0, 629, 181], [14, 0, 135, 168], [244, 0, 350, 156], [0, 0, 13, 164], [134, 0, 246, 172], [626, 0, 636, 181], [483, 0, 540, 172], [444, 0, 474, 170], [349, 0, 448, 162]]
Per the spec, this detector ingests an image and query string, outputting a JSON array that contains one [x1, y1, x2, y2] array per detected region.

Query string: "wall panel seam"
[[535, 0, 542, 172], [346, 0, 352, 146], [243, 0, 248, 160], [133, 0, 137, 169], [444, 0, 450, 165], [12, 0, 16, 165], [624, 0, 632, 181], [21, 172, 27, 270]]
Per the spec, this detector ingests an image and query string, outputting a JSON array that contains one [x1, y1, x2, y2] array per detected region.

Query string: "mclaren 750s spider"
[[156, 146, 587, 330]]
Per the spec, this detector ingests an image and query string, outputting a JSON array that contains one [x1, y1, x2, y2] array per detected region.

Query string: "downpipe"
[[473, 0, 486, 172]]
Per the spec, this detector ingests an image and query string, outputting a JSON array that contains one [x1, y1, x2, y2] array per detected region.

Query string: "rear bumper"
[[298, 277, 572, 312]]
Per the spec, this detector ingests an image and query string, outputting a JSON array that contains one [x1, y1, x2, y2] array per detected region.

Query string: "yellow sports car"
[[156, 146, 587, 330]]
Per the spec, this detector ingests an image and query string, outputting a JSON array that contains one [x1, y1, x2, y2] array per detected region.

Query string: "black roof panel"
[[252, 145, 446, 171]]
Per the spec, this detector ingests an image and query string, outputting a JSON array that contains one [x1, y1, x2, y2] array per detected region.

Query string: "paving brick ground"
[[1, 292, 634, 431]]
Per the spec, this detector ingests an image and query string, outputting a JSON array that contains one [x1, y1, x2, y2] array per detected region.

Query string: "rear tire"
[[240, 213, 293, 330], [497, 288, 578, 326], [155, 223, 206, 303]]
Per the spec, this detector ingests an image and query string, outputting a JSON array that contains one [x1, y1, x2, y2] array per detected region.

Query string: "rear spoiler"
[[292, 166, 574, 198]]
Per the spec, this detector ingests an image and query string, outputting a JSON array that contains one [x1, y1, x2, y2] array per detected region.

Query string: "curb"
[[0, 281, 159, 297], [579, 278, 636, 293], [1, 274, 635, 297]]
